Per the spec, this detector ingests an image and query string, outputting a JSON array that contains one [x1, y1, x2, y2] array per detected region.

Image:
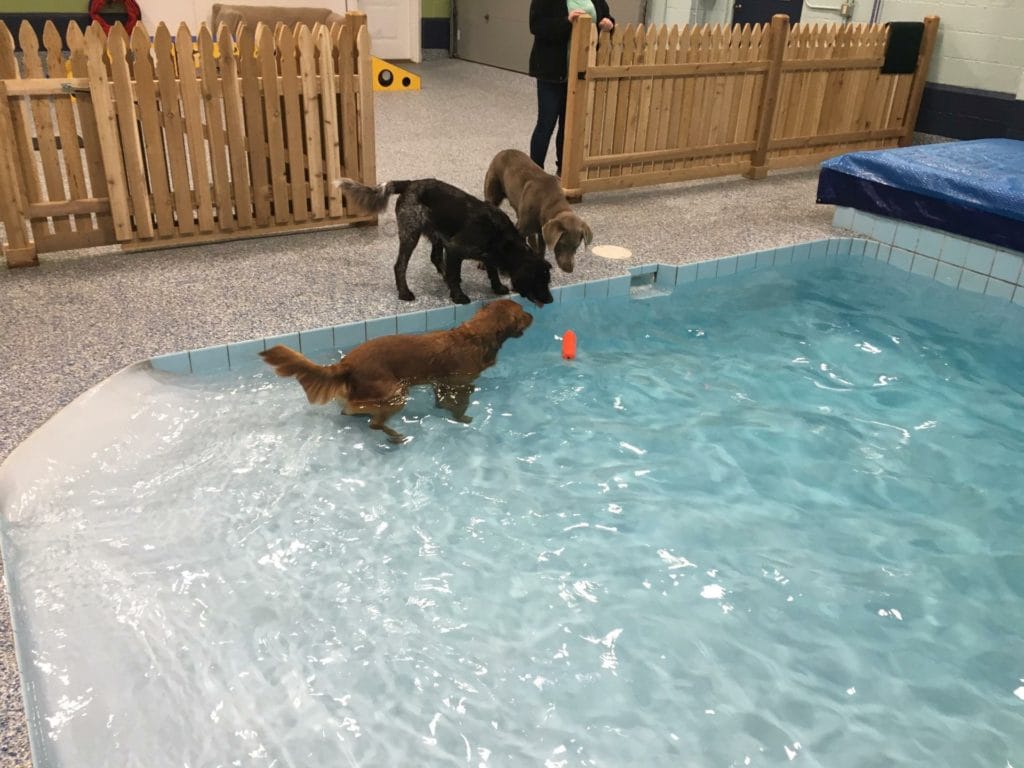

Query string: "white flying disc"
[[591, 244, 632, 260]]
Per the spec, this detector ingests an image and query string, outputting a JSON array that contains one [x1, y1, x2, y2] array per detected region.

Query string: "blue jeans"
[[530, 79, 568, 176]]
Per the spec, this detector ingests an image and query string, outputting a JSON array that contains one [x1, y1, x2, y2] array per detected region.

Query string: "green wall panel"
[[1, 0, 84, 12], [422, 0, 450, 19]]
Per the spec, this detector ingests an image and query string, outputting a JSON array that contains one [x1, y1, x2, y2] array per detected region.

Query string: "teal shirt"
[[567, 0, 599, 64], [567, 0, 598, 20]]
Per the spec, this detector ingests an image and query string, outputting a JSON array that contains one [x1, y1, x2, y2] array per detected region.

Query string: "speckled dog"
[[338, 177, 554, 307]]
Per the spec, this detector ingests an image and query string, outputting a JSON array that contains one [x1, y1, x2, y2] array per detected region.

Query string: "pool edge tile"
[[227, 339, 267, 370], [189, 345, 230, 374], [151, 351, 192, 374]]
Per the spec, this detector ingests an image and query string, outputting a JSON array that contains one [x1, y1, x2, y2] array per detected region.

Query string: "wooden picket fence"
[[0, 13, 376, 268], [561, 14, 939, 198]]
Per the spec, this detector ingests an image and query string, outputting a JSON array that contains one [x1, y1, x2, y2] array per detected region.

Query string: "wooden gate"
[[561, 14, 939, 198], [0, 13, 377, 268]]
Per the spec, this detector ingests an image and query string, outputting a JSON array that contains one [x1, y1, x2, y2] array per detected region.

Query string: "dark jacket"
[[528, 0, 613, 82]]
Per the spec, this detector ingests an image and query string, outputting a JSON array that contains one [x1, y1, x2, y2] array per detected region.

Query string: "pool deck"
[[0, 56, 838, 767]]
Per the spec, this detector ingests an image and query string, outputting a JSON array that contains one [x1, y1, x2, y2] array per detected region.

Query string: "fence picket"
[[108, 25, 154, 239], [318, 24, 343, 216], [631, 25, 659, 175], [257, 24, 290, 224], [354, 17, 376, 187], [597, 28, 623, 179], [661, 27, 688, 174], [684, 25, 711, 169], [18, 23, 70, 237], [82, 24, 133, 240], [720, 25, 745, 166], [175, 23, 216, 232], [338, 20, 360, 186], [66, 22, 115, 241], [238, 25, 272, 225], [153, 24, 195, 234], [586, 28, 612, 181], [198, 25, 235, 231], [276, 25, 308, 223], [645, 25, 671, 174], [297, 24, 325, 219], [129, 25, 175, 237], [0, 79, 33, 264], [217, 22, 254, 229], [608, 26, 637, 177], [731, 24, 757, 165], [43, 22, 90, 235], [2, 24, 48, 243]]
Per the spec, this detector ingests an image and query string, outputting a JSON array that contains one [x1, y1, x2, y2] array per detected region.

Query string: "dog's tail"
[[336, 178, 413, 213], [260, 345, 351, 405]]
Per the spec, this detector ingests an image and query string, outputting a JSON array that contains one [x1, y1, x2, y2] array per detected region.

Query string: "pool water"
[[2, 259, 1024, 767]]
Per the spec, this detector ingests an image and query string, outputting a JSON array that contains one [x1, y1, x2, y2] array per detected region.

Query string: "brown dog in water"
[[484, 149, 593, 273], [259, 299, 533, 443]]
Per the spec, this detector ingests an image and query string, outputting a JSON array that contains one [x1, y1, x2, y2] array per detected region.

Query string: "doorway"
[[350, 0, 422, 61], [454, 0, 648, 75], [732, 0, 802, 26]]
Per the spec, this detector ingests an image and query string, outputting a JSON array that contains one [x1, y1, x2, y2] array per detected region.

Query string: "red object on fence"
[[89, 0, 142, 35]]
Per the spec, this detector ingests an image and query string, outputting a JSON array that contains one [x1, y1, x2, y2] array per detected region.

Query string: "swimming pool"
[[2, 252, 1023, 767]]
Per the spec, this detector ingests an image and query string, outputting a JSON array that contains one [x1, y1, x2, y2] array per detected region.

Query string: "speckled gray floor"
[[0, 56, 838, 766]]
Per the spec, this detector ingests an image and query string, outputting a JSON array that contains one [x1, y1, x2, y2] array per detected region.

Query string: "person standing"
[[528, 0, 614, 178]]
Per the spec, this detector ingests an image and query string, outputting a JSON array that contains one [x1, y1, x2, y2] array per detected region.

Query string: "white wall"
[[142, 0, 350, 32], [648, 0, 1024, 96]]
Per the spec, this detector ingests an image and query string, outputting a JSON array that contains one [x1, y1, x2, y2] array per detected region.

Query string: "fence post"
[[560, 14, 593, 200], [0, 81, 36, 267], [744, 14, 789, 180], [898, 15, 939, 147]]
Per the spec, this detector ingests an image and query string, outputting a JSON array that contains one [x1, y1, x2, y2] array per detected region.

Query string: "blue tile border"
[[366, 315, 398, 339], [264, 332, 300, 351], [396, 311, 428, 335], [333, 321, 366, 350], [150, 228, 1024, 374], [227, 339, 266, 370], [189, 345, 230, 374], [298, 327, 334, 357], [560, 283, 586, 303], [835, 204, 1024, 295], [425, 306, 456, 331], [584, 278, 610, 299], [151, 351, 191, 374]]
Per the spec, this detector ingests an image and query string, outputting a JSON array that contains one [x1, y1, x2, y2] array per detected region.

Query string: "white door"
[[349, 0, 422, 62]]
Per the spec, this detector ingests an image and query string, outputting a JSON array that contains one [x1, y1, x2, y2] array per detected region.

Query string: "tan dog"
[[484, 149, 593, 273], [260, 299, 533, 443]]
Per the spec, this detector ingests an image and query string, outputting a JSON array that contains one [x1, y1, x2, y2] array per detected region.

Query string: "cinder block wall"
[[648, 0, 1024, 97]]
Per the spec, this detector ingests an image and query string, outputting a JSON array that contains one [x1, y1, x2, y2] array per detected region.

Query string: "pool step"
[[629, 271, 672, 299]]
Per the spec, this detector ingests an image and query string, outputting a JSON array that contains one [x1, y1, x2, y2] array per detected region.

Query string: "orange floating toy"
[[561, 330, 577, 360]]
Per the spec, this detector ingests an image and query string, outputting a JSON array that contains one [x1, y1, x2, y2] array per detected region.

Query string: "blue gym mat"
[[817, 139, 1024, 253]]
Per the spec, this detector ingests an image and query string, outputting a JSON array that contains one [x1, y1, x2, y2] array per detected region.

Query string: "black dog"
[[338, 178, 554, 306]]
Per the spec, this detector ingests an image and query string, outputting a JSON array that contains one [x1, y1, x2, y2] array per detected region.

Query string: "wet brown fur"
[[259, 299, 533, 442]]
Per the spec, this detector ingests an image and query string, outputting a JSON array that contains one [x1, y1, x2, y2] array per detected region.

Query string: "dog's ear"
[[581, 220, 593, 246], [542, 218, 564, 251]]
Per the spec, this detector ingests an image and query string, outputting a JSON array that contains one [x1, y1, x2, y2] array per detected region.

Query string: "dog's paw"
[[399, 290, 416, 302], [491, 283, 510, 295], [451, 293, 472, 304]]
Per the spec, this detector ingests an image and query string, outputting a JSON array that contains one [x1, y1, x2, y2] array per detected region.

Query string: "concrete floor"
[[0, 55, 838, 767]]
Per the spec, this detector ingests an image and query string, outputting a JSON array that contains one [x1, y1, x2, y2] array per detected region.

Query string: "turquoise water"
[[2, 258, 1024, 767]]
